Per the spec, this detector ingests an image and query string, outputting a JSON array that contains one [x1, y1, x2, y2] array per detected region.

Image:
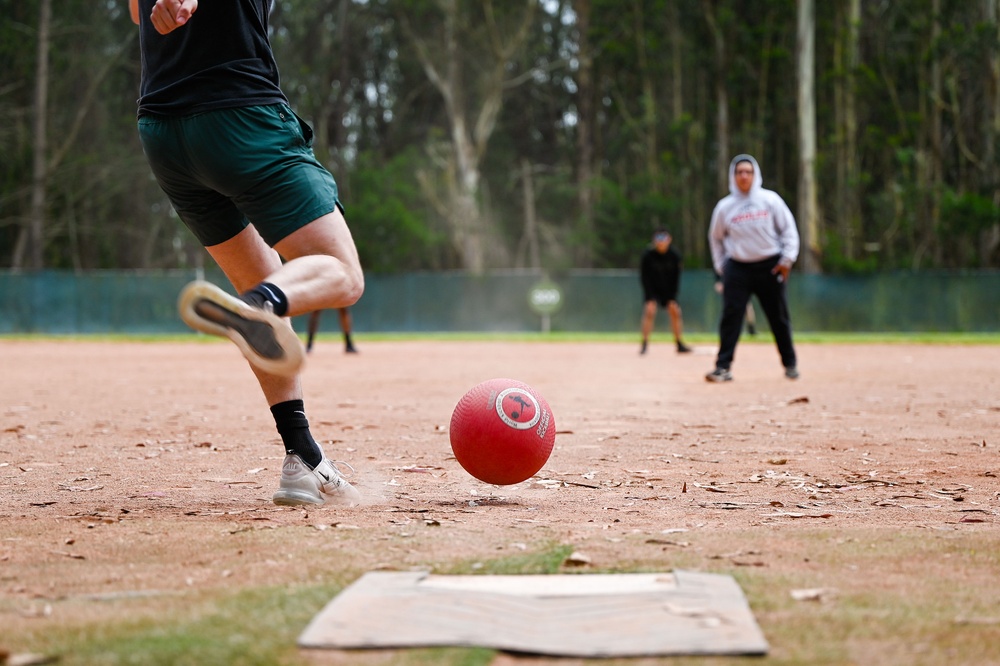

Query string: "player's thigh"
[[274, 206, 360, 271]]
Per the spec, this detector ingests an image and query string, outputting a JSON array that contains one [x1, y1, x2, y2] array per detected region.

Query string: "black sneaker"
[[705, 367, 733, 383], [640, 340, 648, 355], [677, 343, 693, 353], [785, 366, 800, 380], [178, 280, 305, 378]]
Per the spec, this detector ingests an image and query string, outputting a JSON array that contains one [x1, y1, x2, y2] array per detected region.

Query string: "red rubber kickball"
[[449, 378, 556, 485]]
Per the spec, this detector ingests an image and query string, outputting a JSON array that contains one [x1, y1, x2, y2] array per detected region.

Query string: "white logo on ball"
[[495, 388, 541, 430]]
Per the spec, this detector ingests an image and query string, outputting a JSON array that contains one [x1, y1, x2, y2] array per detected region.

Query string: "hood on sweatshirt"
[[728, 153, 763, 196]]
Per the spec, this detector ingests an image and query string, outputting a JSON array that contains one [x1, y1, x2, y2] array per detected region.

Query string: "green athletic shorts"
[[137, 104, 341, 247]]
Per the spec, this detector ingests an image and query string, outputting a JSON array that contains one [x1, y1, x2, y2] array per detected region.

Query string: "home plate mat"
[[298, 570, 769, 658]]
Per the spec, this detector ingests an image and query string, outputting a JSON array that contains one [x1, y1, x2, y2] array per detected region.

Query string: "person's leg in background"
[[751, 260, 798, 378], [666, 300, 692, 353], [707, 261, 751, 382], [639, 298, 658, 355], [339, 308, 358, 353]]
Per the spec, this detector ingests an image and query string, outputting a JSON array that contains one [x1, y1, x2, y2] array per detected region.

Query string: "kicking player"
[[131, 0, 363, 505]]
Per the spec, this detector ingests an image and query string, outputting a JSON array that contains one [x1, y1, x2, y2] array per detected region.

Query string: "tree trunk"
[[26, 0, 51, 270], [401, 0, 533, 273], [573, 0, 594, 267], [519, 158, 541, 270], [984, 0, 1000, 264], [796, 0, 820, 273], [669, 2, 683, 122], [833, 0, 861, 262], [844, 0, 861, 260], [704, 3, 728, 197], [925, 0, 943, 268], [633, 0, 658, 189], [668, 1, 699, 259]]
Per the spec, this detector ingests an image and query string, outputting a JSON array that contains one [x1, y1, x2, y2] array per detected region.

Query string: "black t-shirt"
[[136, 0, 288, 117], [640, 246, 682, 299]]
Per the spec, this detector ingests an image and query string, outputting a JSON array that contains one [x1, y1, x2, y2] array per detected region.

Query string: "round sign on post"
[[528, 280, 562, 332]]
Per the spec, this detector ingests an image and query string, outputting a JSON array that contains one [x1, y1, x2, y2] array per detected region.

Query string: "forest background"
[[2, 0, 999, 277]]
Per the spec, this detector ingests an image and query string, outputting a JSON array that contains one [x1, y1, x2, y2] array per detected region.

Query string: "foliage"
[[1, 0, 998, 273], [347, 148, 455, 272], [591, 175, 683, 269]]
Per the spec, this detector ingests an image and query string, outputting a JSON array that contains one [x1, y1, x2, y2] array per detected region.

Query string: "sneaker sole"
[[273, 489, 325, 506], [178, 281, 305, 378]]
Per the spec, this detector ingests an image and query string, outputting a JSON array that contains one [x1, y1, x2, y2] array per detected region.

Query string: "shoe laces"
[[325, 459, 355, 477]]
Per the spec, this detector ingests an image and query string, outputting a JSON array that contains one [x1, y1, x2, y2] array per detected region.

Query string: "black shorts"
[[644, 290, 677, 307]]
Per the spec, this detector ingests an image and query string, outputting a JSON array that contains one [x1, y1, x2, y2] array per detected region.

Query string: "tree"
[[21, 0, 51, 270], [703, 0, 730, 198], [573, 0, 595, 267], [796, 0, 820, 273], [830, 0, 862, 265], [397, 0, 536, 273], [2, 0, 999, 273]]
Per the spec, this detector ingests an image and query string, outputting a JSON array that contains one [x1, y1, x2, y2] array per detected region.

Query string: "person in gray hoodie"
[[706, 154, 800, 382]]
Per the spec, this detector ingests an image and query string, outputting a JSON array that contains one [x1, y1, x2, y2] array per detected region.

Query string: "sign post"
[[527, 280, 563, 333]]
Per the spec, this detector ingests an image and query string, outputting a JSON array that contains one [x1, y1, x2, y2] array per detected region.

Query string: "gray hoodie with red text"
[[708, 154, 799, 275]]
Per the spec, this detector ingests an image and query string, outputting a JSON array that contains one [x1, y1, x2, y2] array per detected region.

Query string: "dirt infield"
[[2, 338, 998, 663]]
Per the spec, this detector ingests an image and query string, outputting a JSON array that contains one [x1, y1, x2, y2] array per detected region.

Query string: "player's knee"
[[342, 266, 365, 307]]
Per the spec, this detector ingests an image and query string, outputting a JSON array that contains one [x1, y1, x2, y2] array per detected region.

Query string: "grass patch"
[[3, 331, 998, 345], [26, 584, 493, 666], [10, 532, 999, 665], [30, 584, 333, 666], [298, 330, 1000, 345], [439, 542, 575, 576]]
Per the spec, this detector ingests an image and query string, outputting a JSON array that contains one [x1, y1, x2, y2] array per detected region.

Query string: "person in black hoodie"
[[639, 229, 693, 355]]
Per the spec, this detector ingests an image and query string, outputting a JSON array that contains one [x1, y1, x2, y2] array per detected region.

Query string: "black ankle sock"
[[270, 399, 323, 468], [240, 282, 289, 317]]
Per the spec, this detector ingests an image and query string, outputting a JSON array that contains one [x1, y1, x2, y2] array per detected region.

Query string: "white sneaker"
[[178, 280, 305, 378], [272, 454, 361, 507]]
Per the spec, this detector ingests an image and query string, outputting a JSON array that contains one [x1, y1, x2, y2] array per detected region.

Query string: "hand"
[[150, 0, 198, 34], [772, 263, 791, 283]]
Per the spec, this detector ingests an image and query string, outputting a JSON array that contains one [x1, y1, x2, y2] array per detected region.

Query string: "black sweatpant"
[[715, 255, 796, 370]]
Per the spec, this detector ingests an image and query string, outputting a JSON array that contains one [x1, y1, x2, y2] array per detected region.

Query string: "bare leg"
[[668, 300, 683, 343], [668, 300, 692, 352], [204, 226, 302, 406], [203, 207, 363, 406], [338, 308, 357, 353], [338, 308, 352, 334], [641, 300, 657, 342], [640, 300, 656, 353], [269, 208, 363, 315]]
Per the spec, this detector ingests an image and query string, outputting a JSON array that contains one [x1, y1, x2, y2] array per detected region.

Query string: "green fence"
[[0, 269, 997, 334]]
